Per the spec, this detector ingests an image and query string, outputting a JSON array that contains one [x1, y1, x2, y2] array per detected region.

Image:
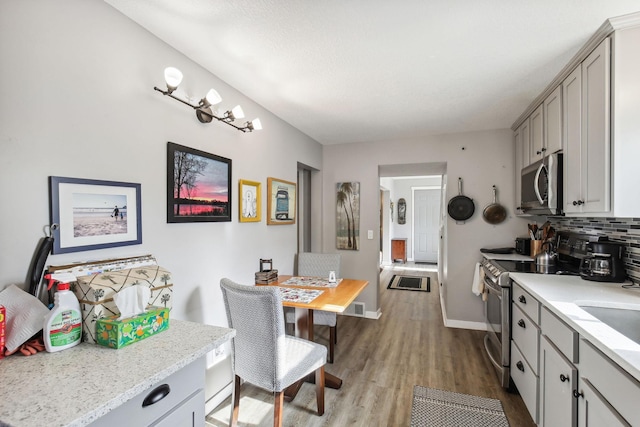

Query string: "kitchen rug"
[[410, 386, 509, 427], [387, 275, 431, 292]]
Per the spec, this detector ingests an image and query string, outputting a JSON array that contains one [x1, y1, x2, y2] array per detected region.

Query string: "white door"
[[413, 188, 440, 262]]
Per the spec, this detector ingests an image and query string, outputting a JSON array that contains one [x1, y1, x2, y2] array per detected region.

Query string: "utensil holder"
[[531, 240, 543, 257]]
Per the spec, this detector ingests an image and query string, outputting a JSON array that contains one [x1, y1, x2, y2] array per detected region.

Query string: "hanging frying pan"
[[483, 185, 507, 224], [448, 177, 475, 222]]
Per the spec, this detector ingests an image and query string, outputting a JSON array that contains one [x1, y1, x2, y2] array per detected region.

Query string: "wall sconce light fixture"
[[153, 67, 262, 132]]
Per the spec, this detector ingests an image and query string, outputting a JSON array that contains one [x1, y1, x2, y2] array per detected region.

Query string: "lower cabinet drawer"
[[511, 340, 539, 424], [91, 357, 205, 427], [512, 304, 540, 375]]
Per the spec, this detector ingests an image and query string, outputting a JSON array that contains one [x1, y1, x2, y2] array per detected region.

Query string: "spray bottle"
[[43, 272, 82, 352]]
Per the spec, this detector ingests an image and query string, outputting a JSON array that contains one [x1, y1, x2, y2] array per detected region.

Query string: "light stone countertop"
[[0, 319, 234, 427], [482, 253, 533, 261], [509, 272, 640, 382]]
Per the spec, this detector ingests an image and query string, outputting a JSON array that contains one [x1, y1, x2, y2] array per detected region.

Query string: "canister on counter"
[[0, 304, 6, 359]]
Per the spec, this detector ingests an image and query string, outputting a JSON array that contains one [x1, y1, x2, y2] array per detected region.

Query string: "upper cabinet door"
[[562, 66, 582, 214], [581, 38, 611, 213], [530, 104, 544, 162], [544, 86, 562, 155]]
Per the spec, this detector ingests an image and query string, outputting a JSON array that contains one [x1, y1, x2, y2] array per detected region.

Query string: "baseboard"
[[205, 381, 233, 415], [439, 290, 487, 331]]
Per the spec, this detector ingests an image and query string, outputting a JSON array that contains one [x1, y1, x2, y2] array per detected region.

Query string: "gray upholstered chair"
[[285, 252, 341, 363], [220, 278, 326, 427]]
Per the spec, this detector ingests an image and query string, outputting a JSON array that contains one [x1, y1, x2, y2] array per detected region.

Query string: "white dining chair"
[[285, 253, 341, 363], [220, 278, 326, 427]]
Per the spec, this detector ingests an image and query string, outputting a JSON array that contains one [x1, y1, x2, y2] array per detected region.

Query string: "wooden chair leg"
[[333, 321, 338, 343], [274, 391, 284, 427], [328, 328, 335, 363], [315, 366, 325, 416], [230, 375, 241, 427]]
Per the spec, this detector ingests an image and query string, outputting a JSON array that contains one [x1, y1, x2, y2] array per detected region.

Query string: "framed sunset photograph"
[[49, 176, 142, 254], [167, 142, 232, 223]]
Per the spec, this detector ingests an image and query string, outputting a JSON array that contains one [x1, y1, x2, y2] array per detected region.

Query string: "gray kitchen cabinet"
[[511, 283, 540, 423], [539, 307, 578, 427], [576, 339, 639, 426], [513, 119, 530, 215], [513, 16, 640, 217], [563, 38, 611, 214], [529, 104, 544, 164], [90, 357, 206, 427], [543, 86, 563, 156]]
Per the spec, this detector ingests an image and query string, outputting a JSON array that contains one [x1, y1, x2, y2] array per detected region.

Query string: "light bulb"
[[205, 88, 222, 106], [251, 118, 262, 130], [231, 105, 245, 120], [164, 67, 183, 93]]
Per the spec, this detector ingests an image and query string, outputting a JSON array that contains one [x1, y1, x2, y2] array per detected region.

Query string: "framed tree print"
[[167, 142, 232, 223]]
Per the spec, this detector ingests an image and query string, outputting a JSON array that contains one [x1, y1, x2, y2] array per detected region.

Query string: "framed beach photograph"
[[167, 142, 232, 223], [239, 179, 261, 222], [267, 177, 296, 225], [49, 176, 142, 254]]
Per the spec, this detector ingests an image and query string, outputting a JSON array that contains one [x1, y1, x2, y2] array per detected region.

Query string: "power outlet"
[[367, 230, 373, 239]]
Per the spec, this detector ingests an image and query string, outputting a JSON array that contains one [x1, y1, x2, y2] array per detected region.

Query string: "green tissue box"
[[95, 306, 169, 349]]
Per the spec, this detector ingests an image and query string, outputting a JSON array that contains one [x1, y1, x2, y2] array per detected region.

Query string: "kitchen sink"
[[577, 301, 640, 345]]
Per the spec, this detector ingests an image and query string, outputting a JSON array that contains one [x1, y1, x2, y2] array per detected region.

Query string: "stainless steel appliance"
[[481, 231, 601, 389], [580, 241, 627, 282], [515, 237, 531, 255], [521, 152, 563, 215]]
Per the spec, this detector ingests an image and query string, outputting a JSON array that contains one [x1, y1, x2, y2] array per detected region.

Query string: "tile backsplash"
[[549, 217, 640, 284]]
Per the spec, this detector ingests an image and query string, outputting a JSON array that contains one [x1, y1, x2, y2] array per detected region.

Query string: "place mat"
[[278, 287, 324, 304], [387, 275, 431, 292], [410, 386, 509, 427], [281, 276, 342, 288]]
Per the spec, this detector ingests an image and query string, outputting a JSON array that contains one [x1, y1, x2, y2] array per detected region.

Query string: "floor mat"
[[410, 386, 509, 427], [387, 275, 430, 292]]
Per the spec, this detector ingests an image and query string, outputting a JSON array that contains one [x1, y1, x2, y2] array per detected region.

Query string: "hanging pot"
[[448, 178, 475, 222], [483, 185, 507, 224]]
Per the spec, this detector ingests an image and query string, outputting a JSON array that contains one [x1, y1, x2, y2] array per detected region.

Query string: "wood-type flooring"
[[206, 265, 535, 427]]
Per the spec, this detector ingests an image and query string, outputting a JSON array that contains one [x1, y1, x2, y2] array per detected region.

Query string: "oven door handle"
[[484, 334, 502, 370]]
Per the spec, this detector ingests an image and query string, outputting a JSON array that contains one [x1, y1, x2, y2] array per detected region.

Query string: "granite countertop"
[[510, 272, 640, 382], [0, 319, 234, 427]]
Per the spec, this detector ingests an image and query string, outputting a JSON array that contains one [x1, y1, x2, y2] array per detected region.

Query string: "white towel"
[[471, 262, 485, 296]]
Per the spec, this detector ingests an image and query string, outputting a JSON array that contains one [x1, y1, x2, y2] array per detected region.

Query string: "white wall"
[[0, 1, 322, 330], [322, 130, 529, 325]]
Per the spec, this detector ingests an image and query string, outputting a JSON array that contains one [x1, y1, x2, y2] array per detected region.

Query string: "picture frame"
[[267, 177, 296, 225], [167, 142, 232, 223], [49, 176, 142, 254], [238, 179, 261, 222], [336, 182, 360, 250]]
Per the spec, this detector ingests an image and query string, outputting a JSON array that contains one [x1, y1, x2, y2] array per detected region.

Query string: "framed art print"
[[49, 176, 142, 254], [239, 179, 261, 222], [167, 142, 232, 223], [267, 177, 296, 225]]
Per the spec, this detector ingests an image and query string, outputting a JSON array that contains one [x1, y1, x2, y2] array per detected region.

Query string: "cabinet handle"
[[516, 361, 525, 372], [560, 374, 569, 382], [536, 150, 542, 155], [573, 200, 584, 206], [518, 319, 526, 328], [142, 384, 171, 408], [541, 148, 547, 152], [518, 295, 526, 304], [573, 390, 584, 399]]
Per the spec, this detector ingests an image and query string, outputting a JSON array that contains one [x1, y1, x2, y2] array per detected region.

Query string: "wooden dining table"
[[258, 275, 369, 400]]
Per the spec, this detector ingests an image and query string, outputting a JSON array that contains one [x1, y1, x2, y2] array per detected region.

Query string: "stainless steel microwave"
[[521, 153, 563, 215]]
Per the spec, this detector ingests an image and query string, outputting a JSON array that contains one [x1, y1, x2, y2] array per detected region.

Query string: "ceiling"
[[106, 1, 640, 145]]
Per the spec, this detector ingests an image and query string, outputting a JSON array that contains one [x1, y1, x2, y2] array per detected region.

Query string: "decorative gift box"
[[95, 306, 169, 349], [72, 265, 173, 344]]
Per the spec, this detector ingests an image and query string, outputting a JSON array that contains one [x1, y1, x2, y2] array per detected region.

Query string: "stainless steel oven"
[[481, 259, 512, 389]]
